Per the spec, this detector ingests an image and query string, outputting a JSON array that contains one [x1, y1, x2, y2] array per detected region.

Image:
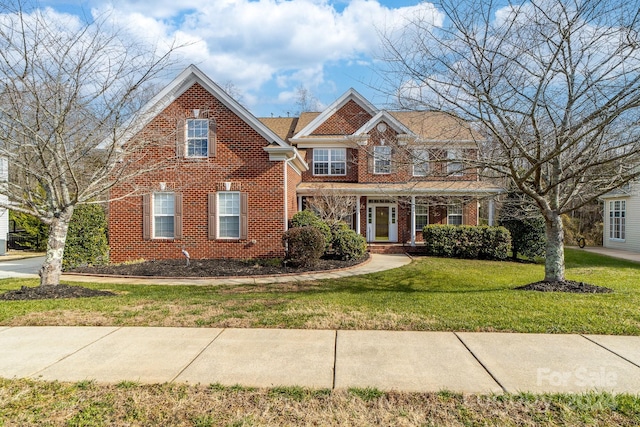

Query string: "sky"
[[37, 0, 442, 118]]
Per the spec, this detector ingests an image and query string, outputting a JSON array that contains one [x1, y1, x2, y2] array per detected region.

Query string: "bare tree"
[[305, 190, 358, 224], [0, 2, 182, 286], [294, 85, 322, 114], [381, 0, 640, 283]]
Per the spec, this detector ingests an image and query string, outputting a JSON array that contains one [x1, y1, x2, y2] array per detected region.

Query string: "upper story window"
[[186, 119, 209, 157], [374, 146, 392, 174], [313, 148, 346, 176], [448, 204, 463, 225], [153, 192, 175, 238], [609, 200, 626, 240], [447, 150, 464, 176], [177, 117, 216, 158], [413, 148, 429, 177]]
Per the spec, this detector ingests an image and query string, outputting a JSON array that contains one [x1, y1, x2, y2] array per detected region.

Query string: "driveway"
[[0, 256, 43, 279]]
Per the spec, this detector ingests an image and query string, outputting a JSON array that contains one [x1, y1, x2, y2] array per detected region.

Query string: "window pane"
[[219, 217, 240, 238], [374, 146, 391, 174], [186, 119, 208, 157], [413, 149, 429, 176], [154, 193, 174, 215], [153, 192, 174, 238], [154, 217, 174, 238], [219, 193, 240, 215]]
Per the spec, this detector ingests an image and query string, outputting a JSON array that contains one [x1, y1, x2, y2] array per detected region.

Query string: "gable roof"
[[354, 110, 414, 137], [291, 88, 378, 139]]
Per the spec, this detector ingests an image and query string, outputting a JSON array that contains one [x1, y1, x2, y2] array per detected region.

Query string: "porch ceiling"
[[297, 181, 504, 197]]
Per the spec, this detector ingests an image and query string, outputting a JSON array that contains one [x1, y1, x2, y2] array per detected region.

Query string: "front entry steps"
[[367, 243, 419, 254]]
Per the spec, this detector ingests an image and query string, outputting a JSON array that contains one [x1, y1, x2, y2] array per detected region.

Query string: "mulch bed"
[[68, 256, 368, 278], [0, 284, 116, 301], [515, 280, 613, 293], [0, 256, 368, 301]]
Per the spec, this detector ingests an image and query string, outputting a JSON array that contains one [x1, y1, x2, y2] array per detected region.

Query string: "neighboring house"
[[601, 181, 639, 252], [109, 66, 501, 262], [0, 157, 7, 255]]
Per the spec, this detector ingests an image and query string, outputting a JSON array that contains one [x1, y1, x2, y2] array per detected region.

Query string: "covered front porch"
[[296, 181, 503, 246]]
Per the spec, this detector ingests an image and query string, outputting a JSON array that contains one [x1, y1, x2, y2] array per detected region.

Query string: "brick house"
[[108, 65, 306, 262], [284, 88, 502, 247], [109, 66, 501, 261]]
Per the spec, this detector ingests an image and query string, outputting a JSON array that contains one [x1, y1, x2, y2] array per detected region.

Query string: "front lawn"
[[1, 249, 639, 335]]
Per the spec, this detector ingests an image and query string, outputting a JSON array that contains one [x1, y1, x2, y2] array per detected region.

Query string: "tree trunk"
[[39, 207, 74, 287], [544, 212, 565, 282]]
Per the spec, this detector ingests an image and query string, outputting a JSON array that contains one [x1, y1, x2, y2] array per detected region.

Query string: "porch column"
[[488, 198, 495, 226], [410, 195, 416, 247], [297, 196, 303, 212], [355, 196, 361, 235]]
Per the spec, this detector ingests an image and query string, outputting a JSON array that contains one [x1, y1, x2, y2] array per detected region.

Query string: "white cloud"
[[81, 0, 441, 113]]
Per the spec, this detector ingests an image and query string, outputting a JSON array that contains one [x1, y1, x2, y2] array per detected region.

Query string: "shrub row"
[[422, 225, 511, 260]]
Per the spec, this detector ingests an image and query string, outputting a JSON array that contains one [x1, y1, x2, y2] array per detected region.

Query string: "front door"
[[367, 201, 398, 242], [375, 207, 389, 240]]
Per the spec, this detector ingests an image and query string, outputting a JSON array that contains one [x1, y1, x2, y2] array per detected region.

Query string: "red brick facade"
[[109, 76, 301, 262], [109, 70, 498, 261]]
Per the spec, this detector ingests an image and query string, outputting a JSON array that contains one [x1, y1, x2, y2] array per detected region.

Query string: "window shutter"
[[240, 192, 248, 240], [143, 194, 151, 240], [208, 119, 217, 157], [176, 120, 185, 158], [208, 193, 217, 239], [174, 193, 183, 239]]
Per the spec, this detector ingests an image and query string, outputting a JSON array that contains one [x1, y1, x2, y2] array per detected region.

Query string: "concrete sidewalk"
[[581, 247, 640, 263], [1, 326, 639, 394]]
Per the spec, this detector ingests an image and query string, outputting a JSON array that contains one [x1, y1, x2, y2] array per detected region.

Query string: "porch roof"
[[297, 181, 504, 197]]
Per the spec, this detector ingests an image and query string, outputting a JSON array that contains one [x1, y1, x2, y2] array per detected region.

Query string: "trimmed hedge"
[[422, 225, 511, 260], [282, 226, 325, 267], [330, 221, 367, 260]]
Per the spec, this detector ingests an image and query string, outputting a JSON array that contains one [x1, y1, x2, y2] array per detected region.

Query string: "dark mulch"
[[68, 255, 368, 278], [515, 280, 613, 293], [0, 284, 116, 301]]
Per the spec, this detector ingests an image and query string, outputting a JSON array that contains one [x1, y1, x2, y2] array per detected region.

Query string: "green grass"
[[1, 249, 640, 334], [1, 379, 639, 426]]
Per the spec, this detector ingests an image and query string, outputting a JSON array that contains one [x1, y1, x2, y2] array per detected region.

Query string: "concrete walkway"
[[580, 246, 640, 263], [58, 253, 412, 286], [1, 326, 639, 394]]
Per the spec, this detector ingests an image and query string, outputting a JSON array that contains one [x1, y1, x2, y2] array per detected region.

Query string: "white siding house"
[[601, 181, 640, 253], [0, 157, 7, 255]]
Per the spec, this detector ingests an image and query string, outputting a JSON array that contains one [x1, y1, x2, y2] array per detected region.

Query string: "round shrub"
[[331, 222, 367, 260], [282, 226, 325, 267], [290, 210, 332, 250]]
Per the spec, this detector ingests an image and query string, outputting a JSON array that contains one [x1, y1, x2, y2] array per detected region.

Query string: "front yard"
[[1, 249, 639, 335]]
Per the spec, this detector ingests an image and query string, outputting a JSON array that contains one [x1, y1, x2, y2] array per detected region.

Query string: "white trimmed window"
[[448, 204, 463, 225], [609, 200, 626, 240], [412, 148, 429, 177], [447, 150, 464, 176], [313, 148, 346, 175], [374, 146, 392, 174], [415, 204, 429, 231], [218, 192, 241, 238], [186, 119, 209, 157], [153, 192, 175, 238]]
